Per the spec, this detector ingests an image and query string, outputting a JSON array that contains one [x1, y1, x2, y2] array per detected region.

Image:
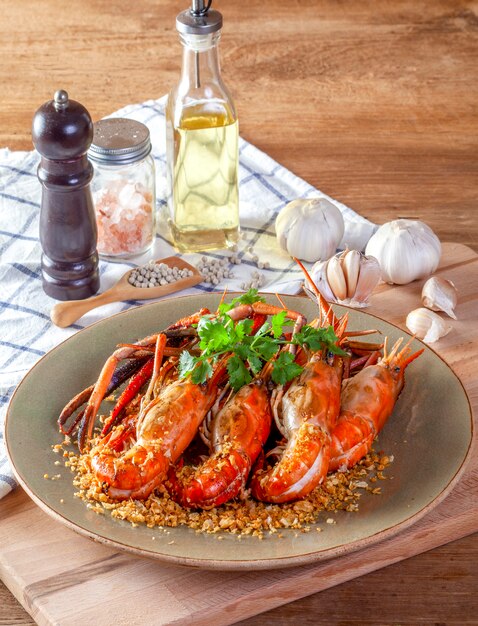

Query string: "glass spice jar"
[[88, 118, 156, 259]]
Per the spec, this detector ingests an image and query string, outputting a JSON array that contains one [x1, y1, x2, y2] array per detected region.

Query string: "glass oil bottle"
[[166, 0, 239, 252]]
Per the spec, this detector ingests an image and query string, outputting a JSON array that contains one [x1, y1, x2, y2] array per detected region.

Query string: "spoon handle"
[[50, 288, 121, 328]]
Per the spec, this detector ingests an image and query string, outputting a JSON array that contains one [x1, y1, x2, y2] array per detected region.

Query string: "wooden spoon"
[[50, 256, 202, 328]]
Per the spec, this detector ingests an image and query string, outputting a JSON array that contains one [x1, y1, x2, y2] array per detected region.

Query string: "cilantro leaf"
[[179, 351, 213, 385], [227, 355, 252, 391], [252, 336, 280, 362], [234, 318, 254, 341], [231, 288, 266, 306], [247, 353, 263, 375], [271, 351, 303, 385], [326, 342, 349, 357], [197, 317, 231, 354], [270, 310, 293, 338], [190, 359, 213, 385], [292, 325, 347, 356], [178, 350, 198, 379], [218, 288, 266, 315], [234, 343, 254, 361], [235, 342, 266, 375]]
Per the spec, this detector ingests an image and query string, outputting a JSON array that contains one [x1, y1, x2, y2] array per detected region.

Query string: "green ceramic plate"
[[5, 294, 473, 570]]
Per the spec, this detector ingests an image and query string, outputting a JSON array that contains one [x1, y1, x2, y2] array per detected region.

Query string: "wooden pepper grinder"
[[32, 90, 100, 301]]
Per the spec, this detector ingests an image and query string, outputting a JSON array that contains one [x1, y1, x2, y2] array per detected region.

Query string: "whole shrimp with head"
[[167, 366, 273, 509], [329, 335, 424, 473], [250, 260, 350, 503], [90, 334, 227, 500]]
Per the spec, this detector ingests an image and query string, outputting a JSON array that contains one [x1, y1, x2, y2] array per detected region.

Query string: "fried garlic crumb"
[[57, 437, 392, 538]]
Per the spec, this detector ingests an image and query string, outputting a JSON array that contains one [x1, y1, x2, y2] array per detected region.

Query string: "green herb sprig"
[[178, 289, 346, 391]]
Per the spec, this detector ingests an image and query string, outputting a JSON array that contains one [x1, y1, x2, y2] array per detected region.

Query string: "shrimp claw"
[[90, 337, 228, 500]]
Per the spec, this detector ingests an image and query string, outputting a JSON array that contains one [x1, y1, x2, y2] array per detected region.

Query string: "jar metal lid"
[[88, 118, 152, 165]]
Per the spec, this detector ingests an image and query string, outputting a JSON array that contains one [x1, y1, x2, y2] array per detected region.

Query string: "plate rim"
[[5, 294, 475, 570]]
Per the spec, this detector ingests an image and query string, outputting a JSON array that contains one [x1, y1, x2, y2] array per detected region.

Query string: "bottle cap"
[[176, 0, 222, 35], [88, 118, 152, 165]]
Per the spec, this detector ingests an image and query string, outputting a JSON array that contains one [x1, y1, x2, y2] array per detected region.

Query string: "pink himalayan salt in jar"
[[88, 118, 156, 259]]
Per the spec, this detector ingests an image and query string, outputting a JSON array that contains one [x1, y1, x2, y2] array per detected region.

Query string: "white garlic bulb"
[[275, 198, 344, 263], [406, 308, 451, 343], [365, 219, 441, 285], [422, 276, 458, 320], [305, 248, 381, 308]]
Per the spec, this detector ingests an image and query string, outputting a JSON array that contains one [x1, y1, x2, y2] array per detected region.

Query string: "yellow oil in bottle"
[[167, 107, 239, 252]]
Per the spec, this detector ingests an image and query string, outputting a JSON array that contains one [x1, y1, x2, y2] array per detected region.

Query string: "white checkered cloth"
[[0, 96, 376, 498]]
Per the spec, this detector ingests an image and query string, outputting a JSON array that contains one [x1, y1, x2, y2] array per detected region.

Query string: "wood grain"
[[0, 242, 477, 626], [2, 535, 478, 626], [1, 0, 477, 251], [1, 0, 477, 623]]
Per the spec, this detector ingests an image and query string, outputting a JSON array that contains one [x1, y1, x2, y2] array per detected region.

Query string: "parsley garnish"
[[292, 325, 348, 356], [271, 351, 303, 385], [177, 289, 344, 391]]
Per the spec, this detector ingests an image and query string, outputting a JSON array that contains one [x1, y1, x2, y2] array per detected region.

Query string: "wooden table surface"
[[1, 1, 477, 624]]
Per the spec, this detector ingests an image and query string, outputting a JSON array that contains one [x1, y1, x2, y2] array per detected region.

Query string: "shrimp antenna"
[[397, 335, 416, 360], [217, 286, 228, 310], [294, 257, 336, 327], [401, 347, 425, 369], [384, 338, 404, 365], [335, 313, 349, 342], [275, 293, 287, 309], [396, 335, 425, 369], [383, 336, 388, 361], [142, 334, 167, 410]]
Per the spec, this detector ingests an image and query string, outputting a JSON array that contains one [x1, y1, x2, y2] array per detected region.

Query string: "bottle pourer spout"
[[191, 0, 212, 16], [177, 0, 221, 35]]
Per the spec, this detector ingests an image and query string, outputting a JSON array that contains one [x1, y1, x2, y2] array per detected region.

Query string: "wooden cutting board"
[[1, 241, 477, 626]]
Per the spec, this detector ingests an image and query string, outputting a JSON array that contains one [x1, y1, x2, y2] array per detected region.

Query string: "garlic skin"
[[365, 219, 441, 285], [275, 198, 344, 263], [306, 249, 381, 308], [422, 276, 458, 320], [406, 308, 451, 343]]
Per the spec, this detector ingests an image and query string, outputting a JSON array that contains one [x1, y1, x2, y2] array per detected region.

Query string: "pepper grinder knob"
[[32, 91, 100, 301], [54, 89, 69, 109]]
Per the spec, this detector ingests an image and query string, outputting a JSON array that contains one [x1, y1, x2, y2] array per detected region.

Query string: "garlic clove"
[[342, 249, 361, 298], [326, 255, 347, 301], [304, 259, 336, 302], [421, 276, 458, 320], [405, 308, 451, 343], [352, 255, 381, 303]]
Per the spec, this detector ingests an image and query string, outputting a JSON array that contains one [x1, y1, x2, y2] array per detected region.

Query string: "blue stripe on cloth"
[[0, 230, 38, 242], [0, 474, 17, 488], [11, 262, 41, 279], [0, 340, 45, 356], [0, 192, 39, 209], [0, 165, 36, 179], [0, 300, 51, 321], [0, 211, 38, 257], [0, 320, 52, 371], [0, 386, 16, 410], [240, 162, 289, 204], [0, 154, 39, 191]]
